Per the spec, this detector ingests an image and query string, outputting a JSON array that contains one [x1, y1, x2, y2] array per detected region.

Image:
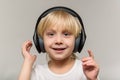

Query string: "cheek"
[[43, 38, 51, 47], [43, 40, 50, 52], [65, 38, 75, 47], [43, 37, 54, 50]]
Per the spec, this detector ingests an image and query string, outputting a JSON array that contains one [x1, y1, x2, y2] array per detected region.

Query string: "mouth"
[[52, 47, 66, 52], [52, 47, 66, 50]]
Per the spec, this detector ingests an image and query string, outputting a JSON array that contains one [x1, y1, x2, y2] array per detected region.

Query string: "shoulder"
[[31, 64, 48, 80], [33, 63, 47, 72], [75, 59, 88, 80], [72, 59, 83, 74]]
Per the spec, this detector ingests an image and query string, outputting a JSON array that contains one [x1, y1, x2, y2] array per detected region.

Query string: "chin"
[[51, 57, 65, 61], [51, 55, 71, 61]]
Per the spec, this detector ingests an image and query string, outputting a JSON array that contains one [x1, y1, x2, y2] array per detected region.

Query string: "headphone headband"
[[41, 6, 78, 18]]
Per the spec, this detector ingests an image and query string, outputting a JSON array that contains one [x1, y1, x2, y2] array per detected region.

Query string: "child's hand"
[[19, 40, 37, 80], [82, 50, 99, 80], [22, 40, 37, 65]]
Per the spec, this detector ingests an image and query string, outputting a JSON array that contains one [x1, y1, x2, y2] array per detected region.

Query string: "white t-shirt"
[[31, 59, 87, 80]]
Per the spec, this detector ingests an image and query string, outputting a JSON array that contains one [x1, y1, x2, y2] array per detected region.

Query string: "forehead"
[[45, 25, 71, 32]]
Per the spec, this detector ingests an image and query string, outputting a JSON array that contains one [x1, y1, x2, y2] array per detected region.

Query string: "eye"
[[47, 32, 54, 37], [63, 32, 71, 36]]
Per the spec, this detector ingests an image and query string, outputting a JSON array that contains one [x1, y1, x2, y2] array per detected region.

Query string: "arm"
[[82, 50, 99, 80], [18, 40, 37, 80]]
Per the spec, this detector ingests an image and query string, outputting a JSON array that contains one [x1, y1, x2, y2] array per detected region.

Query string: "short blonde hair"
[[37, 10, 82, 38]]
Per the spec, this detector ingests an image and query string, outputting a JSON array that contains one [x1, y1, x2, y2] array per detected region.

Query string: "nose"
[[55, 35, 63, 45]]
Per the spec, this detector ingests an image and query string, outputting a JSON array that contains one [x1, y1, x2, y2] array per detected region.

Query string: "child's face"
[[43, 26, 75, 61]]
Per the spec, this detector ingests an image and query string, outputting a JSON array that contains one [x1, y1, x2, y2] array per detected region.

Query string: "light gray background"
[[0, 0, 120, 80]]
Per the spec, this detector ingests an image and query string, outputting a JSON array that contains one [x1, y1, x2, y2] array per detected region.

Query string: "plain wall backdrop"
[[0, 0, 120, 80]]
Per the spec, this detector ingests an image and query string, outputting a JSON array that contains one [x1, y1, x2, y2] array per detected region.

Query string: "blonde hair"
[[37, 10, 82, 38], [37, 10, 82, 59]]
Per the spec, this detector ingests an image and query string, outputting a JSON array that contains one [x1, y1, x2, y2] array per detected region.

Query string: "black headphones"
[[33, 6, 86, 53]]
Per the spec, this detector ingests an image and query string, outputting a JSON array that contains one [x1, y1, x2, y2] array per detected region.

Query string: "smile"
[[52, 47, 67, 53], [52, 48, 66, 50]]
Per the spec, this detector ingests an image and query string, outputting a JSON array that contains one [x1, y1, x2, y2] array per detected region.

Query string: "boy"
[[19, 6, 99, 80]]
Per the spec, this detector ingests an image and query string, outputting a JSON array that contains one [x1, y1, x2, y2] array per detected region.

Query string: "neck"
[[48, 57, 76, 74], [50, 57, 74, 66]]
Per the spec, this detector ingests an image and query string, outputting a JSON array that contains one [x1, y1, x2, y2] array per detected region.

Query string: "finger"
[[88, 49, 94, 59], [25, 40, 32, 50], [26, 41, 32, 52], [32, 55, 37, 61], [82, 57, 92, 62], [82, 59, 95, 66], [22, 40, 32, 55]]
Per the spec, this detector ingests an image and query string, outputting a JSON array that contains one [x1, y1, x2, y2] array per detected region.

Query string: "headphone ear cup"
[[78, 29, 86, 53], [73, 34, 81, 53], [33, 32, 41, 53], [33, 32, 45, 53], [74, 28, 86, 53], [38, 37, 45, 52]]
